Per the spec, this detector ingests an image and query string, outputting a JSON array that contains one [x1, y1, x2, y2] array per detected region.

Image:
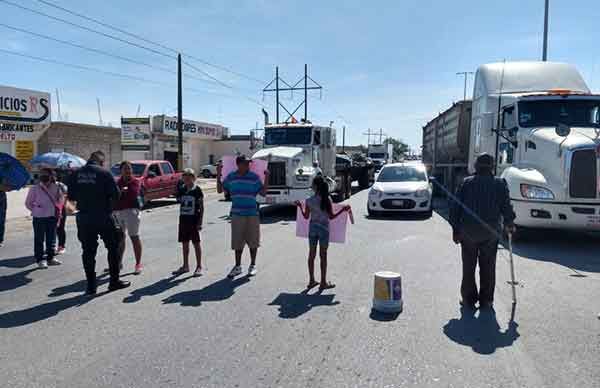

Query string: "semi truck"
[[252, 123, 352, 205], [368, 143, 393, 170], [424, 61, 600, 235]]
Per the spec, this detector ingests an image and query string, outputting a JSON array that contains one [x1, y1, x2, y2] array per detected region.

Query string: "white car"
[[200, 164, 218, 178], [367, 162, 433, 217]]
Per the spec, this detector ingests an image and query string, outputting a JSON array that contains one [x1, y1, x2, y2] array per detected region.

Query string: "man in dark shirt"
[[449, 154, 516, 309], [0, 178, 9, 248], [67, 151, 130, 295]]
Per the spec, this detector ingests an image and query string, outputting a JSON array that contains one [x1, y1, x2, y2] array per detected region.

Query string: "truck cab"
[[252, 123, 339, 205], [470, 61, 600, 231]]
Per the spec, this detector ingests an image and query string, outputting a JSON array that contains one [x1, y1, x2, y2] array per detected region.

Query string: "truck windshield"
[[264, 127, 312, 145], [370, 153, 386, 159], [377, 166, 427, 182], [518, 99, 600, 128], [111, 163, 146, 177]]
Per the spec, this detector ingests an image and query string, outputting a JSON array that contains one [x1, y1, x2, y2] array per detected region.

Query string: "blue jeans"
[[33, 217, 57, 262], [308, 223, 329, 248], [0, 192, 6, 244]]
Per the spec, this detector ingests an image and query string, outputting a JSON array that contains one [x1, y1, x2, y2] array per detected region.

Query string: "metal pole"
[[342, 125, 346, 152], [304, 63, 308, 122], [456, 72, 473, 102], [177, 53, 183, 171], [543, 0, 549, 61], [275, 66, 279, 124]]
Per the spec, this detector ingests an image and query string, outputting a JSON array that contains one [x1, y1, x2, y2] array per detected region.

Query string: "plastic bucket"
[[372, 271, 403, 313]]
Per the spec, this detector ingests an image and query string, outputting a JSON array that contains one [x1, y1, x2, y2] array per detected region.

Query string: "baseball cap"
[[182, 168, 196, 177]]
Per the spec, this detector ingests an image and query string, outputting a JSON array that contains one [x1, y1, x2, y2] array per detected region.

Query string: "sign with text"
[[15, 140, 34, 164], [296, 202, 350, 244], [121, 117, 151, 151], [0, 85, 51, 139], [159, 115, 227, 140]]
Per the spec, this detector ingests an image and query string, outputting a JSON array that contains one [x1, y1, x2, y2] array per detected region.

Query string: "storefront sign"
[[0, 86, 50, 128], [160, 116, 227, 140], [15, 140, 34, 163], [121, 117, 151, 151]]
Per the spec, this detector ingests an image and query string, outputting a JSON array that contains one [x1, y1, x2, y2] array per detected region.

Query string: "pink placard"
[[220, 155, 267, 184], [296, 202, 350, 244]]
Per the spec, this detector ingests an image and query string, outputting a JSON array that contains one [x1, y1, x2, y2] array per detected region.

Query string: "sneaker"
[[134, 264, 143, 275], [47, 258, 62, 266], [227, 265, 242, 278], [248, 265, 257, 277], [0, 242, 4, 248], [56, 246, 66, 255], [193, 267, 203, 277], [38, 260, 48, 269]]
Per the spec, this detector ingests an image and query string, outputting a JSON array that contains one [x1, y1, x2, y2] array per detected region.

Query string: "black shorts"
[[178, 220, 200, 243]]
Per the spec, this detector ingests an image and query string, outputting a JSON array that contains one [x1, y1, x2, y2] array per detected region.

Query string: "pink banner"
[[220, 155, 267, 184], [296, 202, 350, 244]]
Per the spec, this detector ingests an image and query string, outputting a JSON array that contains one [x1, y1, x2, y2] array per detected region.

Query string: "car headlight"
[[414, 189, 429, 198], [520, 184, 554, 200], [369, 189, 383, 198]]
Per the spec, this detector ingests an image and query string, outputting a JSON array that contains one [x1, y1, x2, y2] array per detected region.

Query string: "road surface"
[[1, 188, 599, 388]]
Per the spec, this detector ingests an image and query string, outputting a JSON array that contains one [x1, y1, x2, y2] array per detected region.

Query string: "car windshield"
[[264, 127, 312, 145], [370, 153, 386, 159], [518, 99, 600, 128], [111, 163, 146, 177], [377, 165, 427, 182]]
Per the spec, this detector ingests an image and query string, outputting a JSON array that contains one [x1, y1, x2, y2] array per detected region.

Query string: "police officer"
[[67, 150, 130, 295], [449, 154, 516, 310]]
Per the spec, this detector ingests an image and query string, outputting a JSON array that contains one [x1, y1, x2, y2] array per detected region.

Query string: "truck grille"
[[570, 149, 597, 199], [268, 161, 286, 187]]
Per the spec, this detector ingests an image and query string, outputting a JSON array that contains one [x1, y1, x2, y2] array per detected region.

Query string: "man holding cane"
[[449, 154, 516, 310]]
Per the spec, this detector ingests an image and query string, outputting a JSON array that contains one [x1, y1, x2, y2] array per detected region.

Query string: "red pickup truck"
[[111, 160, 182, 205]]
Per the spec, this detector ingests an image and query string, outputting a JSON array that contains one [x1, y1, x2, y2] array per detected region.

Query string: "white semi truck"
[[426, 61, 600, 234], [252, 123, 352, 205], [368, 143, 393, 170]]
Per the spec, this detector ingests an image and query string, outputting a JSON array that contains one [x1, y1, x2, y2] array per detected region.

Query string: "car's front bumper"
[[258, 187, 313, 205], [513, 199, 600, 230], [368, 194, 431, 212]]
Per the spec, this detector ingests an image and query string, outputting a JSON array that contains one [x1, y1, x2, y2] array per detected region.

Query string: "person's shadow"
[[162, 276, 251, 307], [0, 269, 36, 292], [0, 294, 95, 328], [123, 275, 192, 303], [269, 290, 340, 319], [443, 307, 520, 355]]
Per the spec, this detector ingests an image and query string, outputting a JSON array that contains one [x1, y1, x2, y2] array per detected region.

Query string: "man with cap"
[[449, 153, 516, 310], [67, 150, 130, 295], [217, 155, 269, 278]]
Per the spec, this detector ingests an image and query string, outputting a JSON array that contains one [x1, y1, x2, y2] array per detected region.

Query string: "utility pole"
[[342, 125, 346, 152], [456, 71, 474, 101], [55, 89, 62, 121], [275, 66, 279, 124], [543, 0, 549, 61], [304, 64, 308, 122], [177, 53, 183, 171]]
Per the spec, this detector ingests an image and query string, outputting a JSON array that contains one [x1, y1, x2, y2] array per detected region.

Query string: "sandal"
[[319, 282, 336, 291], [193, 267, 203, 277], [172, 267, 189, 275], [307, 281, 319, 290]]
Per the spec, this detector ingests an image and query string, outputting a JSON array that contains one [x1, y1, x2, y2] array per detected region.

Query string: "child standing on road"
[[173, 168, 204, 277], [296, 176, 350, 291]]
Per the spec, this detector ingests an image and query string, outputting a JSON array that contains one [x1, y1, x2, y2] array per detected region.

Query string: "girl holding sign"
[[295, 176, 350, 291]]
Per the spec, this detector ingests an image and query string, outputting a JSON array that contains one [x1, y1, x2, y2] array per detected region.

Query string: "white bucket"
[[372, 271, 403, 313]]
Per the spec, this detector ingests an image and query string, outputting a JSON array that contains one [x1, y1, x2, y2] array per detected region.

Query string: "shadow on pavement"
[[0, 268, 36, 293], [0, 294, 96, 328], [269, 291, 340, 319], [369, 309, 400, 322], [0, 255, 36, 269], [49, 276, 110, 297], [259, 205, 295, 225], [143, 199, 178, 211], [443, 307, 520, 355], [162, 276, 251, 307], [123, 274, 192, 303]]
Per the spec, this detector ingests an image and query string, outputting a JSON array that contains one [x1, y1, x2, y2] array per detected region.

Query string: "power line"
[[34, 0, 265, 84], [0, 22, 221, 86]]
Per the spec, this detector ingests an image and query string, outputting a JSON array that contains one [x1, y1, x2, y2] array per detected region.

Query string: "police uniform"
[[449, 172, 516, 308], [67, 160, 124, 293]]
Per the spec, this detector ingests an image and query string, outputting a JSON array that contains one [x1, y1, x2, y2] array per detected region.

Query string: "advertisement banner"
[[0, 85, 51, 139], [121, 117, 151, 151], [160, 115, 227, 140]]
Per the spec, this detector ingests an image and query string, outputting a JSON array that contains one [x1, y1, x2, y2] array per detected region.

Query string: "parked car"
[[111, 160, 182, 206], [200, 164, 218, 178], [367, 162, 433, 217]]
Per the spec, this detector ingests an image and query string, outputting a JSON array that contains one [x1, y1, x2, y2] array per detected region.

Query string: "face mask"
[[40, 176, 50, 183]]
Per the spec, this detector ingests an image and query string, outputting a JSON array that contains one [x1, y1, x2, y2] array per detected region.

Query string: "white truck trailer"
[[368, 143, 393, 170], [252, 123, 351, 205], [426, 61, 600, 234]]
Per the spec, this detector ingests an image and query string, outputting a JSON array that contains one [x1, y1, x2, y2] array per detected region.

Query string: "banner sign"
[[160, 115, 227, 140], [296, 202, 350, 244], [121, 117, 151, 151], [15, 140, 34, 164], [0, 86, 51, 138], [220, 155, 267, 183]]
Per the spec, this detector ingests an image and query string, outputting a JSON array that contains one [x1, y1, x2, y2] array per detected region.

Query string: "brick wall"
[[38, 122, 122, 166]]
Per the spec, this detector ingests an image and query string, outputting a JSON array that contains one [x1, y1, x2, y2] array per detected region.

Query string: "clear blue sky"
[[1, 0, 598, 150]]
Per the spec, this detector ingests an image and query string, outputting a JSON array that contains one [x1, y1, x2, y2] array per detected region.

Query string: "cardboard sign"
[[220, 155, 268, 184], [296, 201, 350, 244]]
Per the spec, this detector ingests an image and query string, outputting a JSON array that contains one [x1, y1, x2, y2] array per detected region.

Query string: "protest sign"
[[220, 155, 267, 184], [296, 201, 350, 244]]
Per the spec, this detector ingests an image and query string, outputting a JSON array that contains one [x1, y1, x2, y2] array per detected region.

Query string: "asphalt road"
[[1, 188, 599, 388]]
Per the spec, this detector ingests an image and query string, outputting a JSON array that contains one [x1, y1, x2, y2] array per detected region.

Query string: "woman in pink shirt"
[[25, 169, 65, 269]]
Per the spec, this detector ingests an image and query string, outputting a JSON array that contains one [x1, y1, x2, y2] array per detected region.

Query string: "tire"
[[202, 169, 212, 178]]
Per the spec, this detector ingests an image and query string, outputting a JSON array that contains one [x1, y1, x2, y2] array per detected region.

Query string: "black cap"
[[236, 155, 250, 165]]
